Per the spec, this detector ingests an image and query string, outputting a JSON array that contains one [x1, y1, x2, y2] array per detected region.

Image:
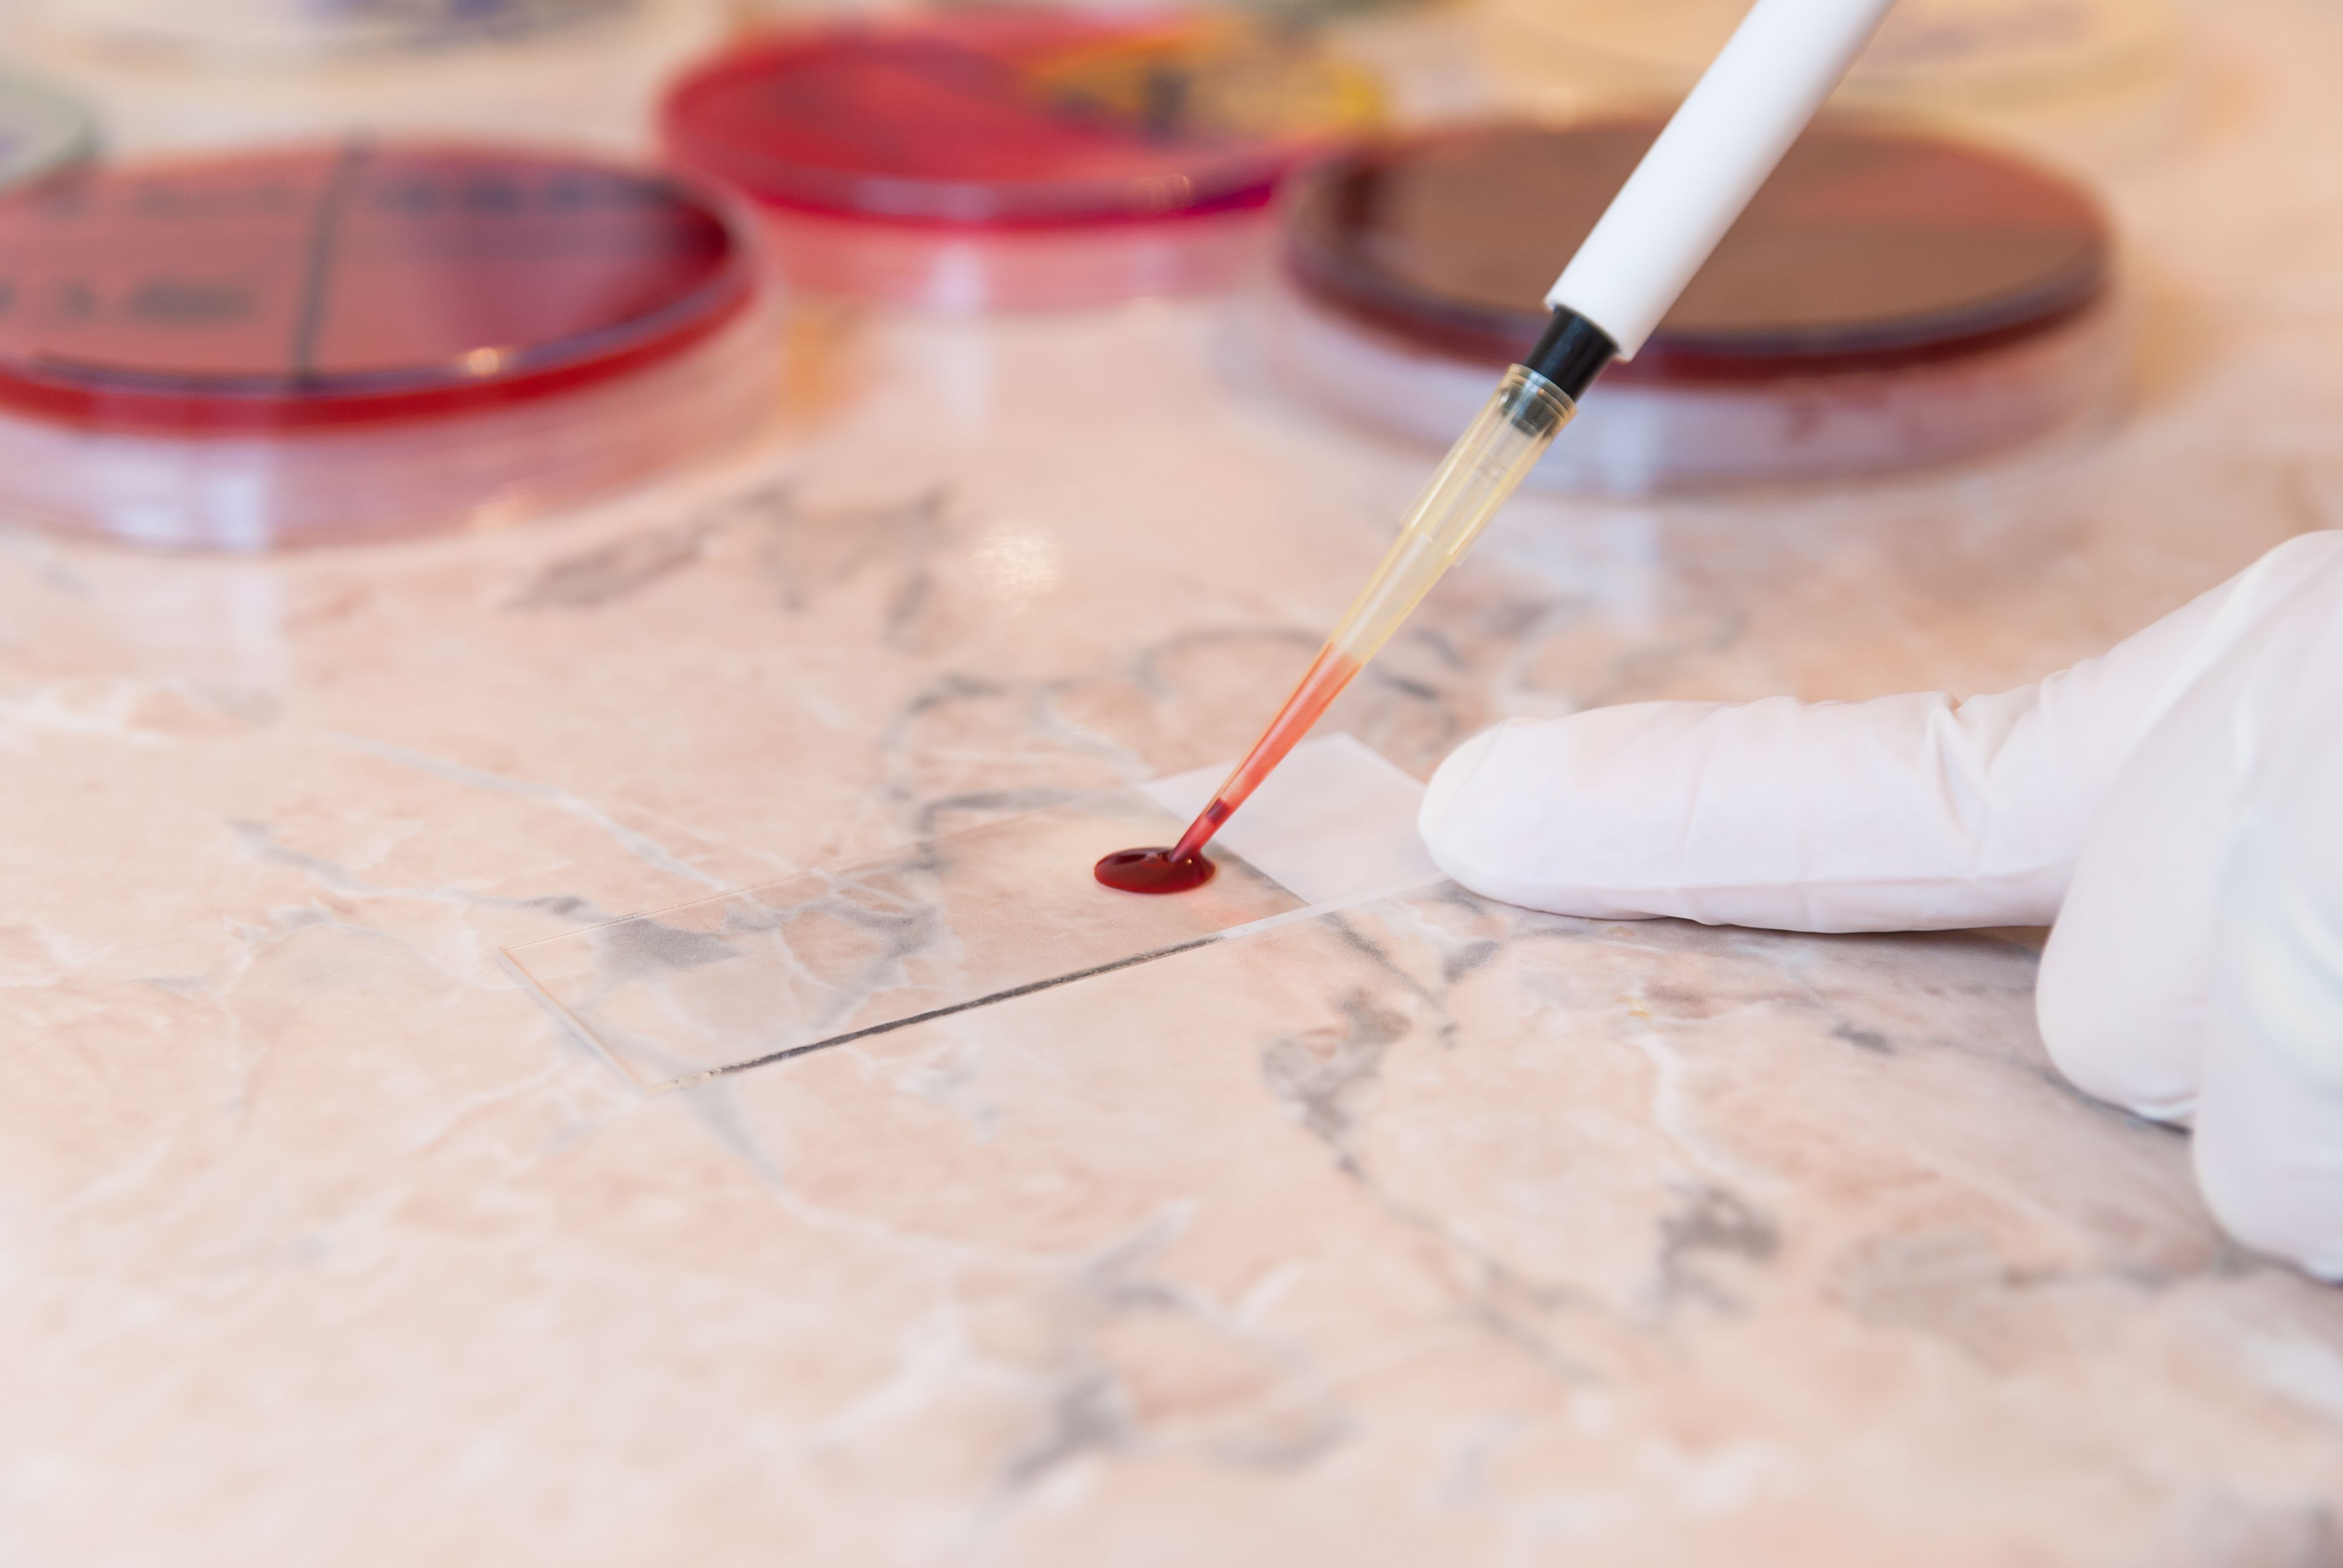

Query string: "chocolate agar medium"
[[663, 10, 1381, 309], [0, 142, 772, 549], [1271, 119, 2123, 492]]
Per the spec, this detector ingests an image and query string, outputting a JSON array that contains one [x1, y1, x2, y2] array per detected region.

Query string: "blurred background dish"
[[0, 140, 775, 549], [1481, 0, 2187, 171], [1267, 117, 2123, 494], [661, 8, 1384, 310], [0, 1, 2152, 523], [17, 0, 634, 65], [0, 0, 724, 154]]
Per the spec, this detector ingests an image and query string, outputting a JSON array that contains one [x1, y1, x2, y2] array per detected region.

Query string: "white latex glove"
[[1420, 531, 2343, 1278]]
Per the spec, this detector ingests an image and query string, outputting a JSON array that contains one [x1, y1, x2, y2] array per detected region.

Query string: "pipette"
[[1097, 0, 1903, 893]]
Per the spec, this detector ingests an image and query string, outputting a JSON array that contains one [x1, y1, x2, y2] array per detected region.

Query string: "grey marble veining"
[[4, 0, 2343, 1558]]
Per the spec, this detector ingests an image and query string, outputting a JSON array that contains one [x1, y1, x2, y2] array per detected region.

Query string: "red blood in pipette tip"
[[1095, 645, 1363, 893], [1170, 796, 1234, 863]]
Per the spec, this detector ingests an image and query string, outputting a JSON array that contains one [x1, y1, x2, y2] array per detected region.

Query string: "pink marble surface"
[[6, 1, 2343, 1561]]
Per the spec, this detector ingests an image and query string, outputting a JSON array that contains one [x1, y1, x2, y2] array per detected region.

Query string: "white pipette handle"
[[1545, 0, 1899, 359]]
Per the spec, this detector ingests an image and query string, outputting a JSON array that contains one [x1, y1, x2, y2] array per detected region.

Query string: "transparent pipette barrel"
[[1171, 366, 1576, 861]]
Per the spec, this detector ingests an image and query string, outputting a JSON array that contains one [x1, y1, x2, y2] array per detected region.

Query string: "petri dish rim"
[[0, 140, 763, 434], [660, 11, 1363, 231], [1485, 0, 2184, 113], [29, 0, 638, 65]]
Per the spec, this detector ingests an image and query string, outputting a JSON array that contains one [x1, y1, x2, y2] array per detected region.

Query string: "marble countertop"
[[7, 0, 2343, 1561]]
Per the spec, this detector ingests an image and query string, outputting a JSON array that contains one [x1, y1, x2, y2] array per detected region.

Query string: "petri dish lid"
[[0, 141, 758, 434], [661, 9, 1382, 228], [0, 71, 98, 195], [27, 0, 634, 64], [1283, 119, 2112, 381], [1487, 0, 2183, 129]]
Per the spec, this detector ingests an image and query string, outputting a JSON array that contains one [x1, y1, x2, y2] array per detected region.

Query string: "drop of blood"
[[1093, 847, 1217, 895]]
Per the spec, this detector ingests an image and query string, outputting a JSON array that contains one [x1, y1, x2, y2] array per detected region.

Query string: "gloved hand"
[[1420, 531, 2343, 1279]]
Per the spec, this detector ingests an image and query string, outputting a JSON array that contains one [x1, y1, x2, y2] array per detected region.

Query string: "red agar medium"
[[0, 142, 754, 433], [663, 10, 1381, 228]]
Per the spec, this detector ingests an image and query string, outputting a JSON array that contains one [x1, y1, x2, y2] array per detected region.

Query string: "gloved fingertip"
[[1419, 722, 1504, 837], [1418, 720, 1510, 892]]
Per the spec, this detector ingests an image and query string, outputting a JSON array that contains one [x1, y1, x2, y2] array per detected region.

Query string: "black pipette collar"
[[1522, 307, 1617, 402]]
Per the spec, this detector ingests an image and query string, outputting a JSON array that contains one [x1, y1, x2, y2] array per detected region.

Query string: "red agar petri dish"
[[0, 141, 774, 549], [0, 142, 753, 432], [1272, 119, 2123, 492], [662, 10, 1382, 309]]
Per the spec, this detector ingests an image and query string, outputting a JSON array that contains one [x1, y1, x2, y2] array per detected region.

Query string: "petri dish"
[[661, 9, 1383, 310], [0, 141, 773, 550], [25, 0, 634, 65], [0, 71, 97, 195], [1483, 0, 2187, 171], [1269, 119, 2124, 494]]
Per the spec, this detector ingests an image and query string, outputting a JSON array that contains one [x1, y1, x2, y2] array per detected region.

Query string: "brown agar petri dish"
[[0, 141, 773, 550], [661, 9, 1382, 311], [1270, 119, 2123, 494]]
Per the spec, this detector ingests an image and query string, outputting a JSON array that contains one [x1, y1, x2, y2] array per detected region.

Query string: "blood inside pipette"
[[1093, 644, 1364, 895]]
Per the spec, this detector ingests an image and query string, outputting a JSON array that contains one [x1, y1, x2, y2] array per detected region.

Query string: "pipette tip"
[[1169, 797, 1233, 863]]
